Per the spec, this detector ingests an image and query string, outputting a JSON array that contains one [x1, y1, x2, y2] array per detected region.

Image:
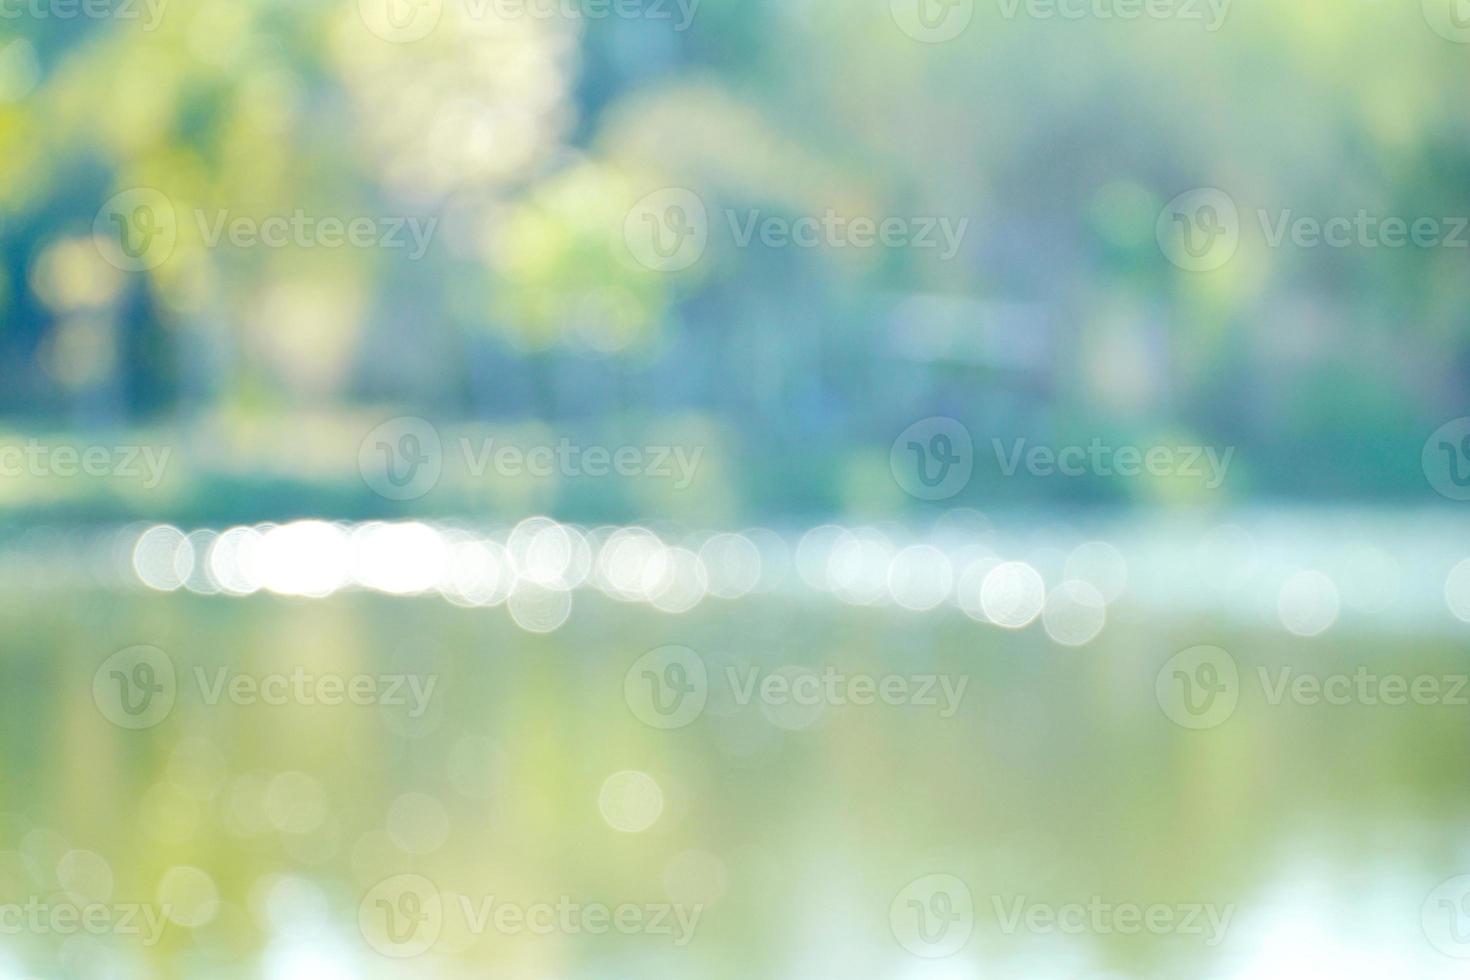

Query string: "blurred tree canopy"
[[1, 0, 1468, 513]]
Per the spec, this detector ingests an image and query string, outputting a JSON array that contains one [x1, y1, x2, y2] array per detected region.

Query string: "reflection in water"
[[0, 512, 1466, 974], [98, 509, 1470, 637]]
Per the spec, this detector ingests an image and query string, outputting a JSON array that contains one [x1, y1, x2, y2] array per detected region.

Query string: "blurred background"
[[3, 0, 1470, 976]]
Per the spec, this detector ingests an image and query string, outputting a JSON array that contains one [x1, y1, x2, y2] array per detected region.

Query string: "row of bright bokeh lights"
[[129, 517, 1117, 645], [126, 512, 1470, 644]]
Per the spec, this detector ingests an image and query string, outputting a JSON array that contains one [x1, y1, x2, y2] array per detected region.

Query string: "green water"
[[1, 591, 1467, 978]]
